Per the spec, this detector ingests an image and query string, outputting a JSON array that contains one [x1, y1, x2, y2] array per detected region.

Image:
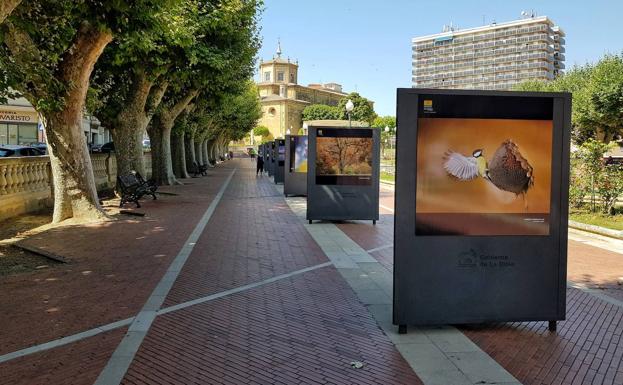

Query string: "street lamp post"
[[302, 122, 308, 135], [345, 99, 354, 129]]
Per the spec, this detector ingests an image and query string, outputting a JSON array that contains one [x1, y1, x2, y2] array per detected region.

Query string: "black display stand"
[[267, 141, 275, 177], [393, 89, 571, 331], [274, 138, 285, 184], [306, 126, 380, 224], [284, 135, 308, 196]]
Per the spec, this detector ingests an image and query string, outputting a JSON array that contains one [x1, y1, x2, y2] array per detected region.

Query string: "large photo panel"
[[416, 118, 553, 236]]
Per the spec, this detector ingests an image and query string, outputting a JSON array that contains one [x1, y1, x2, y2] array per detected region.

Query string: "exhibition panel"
[[284, 135, 308, 196], [393, 89, 571, 332], [306, 126, 380, 223], [274, 138, 286, 184]]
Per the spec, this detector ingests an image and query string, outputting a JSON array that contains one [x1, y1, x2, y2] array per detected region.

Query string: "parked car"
[[30, 142, 48, 155], [100, 142, 115, 153], [90, 143, 104, 153], [0, 145, 45, 157], [142, 139, 151, 150]]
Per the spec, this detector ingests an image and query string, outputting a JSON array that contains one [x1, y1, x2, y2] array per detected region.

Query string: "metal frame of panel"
[[393, 88, 571, 333], [274, 138, 285, 184], [306, 125, 380, 224], [284, 135, 307, 196]]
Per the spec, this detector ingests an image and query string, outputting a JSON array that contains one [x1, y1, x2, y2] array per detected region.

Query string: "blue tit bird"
[[443, 140, 535, 208], [443, 149, 489, 181]]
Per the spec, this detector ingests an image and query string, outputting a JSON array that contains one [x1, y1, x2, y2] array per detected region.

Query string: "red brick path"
[[338, 185, 623, 385], [124, 164, 421, 384], [1, 161, 422, 385]]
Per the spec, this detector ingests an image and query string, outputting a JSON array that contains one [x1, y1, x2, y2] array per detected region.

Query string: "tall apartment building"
[[412, 15, 565, 90]]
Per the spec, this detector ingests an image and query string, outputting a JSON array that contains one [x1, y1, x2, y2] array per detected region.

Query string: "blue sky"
[[257, 0, 623, 116]]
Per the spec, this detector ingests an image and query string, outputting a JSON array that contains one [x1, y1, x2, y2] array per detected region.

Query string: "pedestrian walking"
[[256, 153, 264, 175]]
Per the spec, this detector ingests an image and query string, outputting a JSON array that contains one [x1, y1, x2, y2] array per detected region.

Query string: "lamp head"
[[345, 99, 354, 113]]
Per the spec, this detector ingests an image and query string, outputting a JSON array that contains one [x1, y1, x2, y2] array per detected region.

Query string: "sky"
[[257, 0, 623, 116]]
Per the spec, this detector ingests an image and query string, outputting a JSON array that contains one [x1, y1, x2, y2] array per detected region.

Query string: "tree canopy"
[[302, 104, 340, 121], [0, 0, 263, 222], [336, 92, 376, 125], [515, 53, 623, 144]]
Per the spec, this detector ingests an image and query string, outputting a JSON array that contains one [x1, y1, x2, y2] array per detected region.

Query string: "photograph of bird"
[[443, 139, 535, 206]]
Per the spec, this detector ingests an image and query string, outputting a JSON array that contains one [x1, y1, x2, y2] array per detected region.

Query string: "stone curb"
[[568, 220, 623, 240]]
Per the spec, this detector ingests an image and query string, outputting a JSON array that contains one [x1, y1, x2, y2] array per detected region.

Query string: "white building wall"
[[412, 16, 565, 90]]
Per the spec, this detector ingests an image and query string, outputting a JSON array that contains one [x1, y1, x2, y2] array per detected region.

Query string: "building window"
[[264, 71, 271, 82], [268, 107, 276, 117], [290, 73, 295, 83], [277, 72, 284, 81]]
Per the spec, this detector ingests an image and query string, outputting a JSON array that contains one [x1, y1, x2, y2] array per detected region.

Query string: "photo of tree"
[[317, 137, 372, 174]]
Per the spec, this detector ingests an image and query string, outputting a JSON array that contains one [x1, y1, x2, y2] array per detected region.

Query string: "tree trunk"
[[209, 140, 217, 163], [47, 25, 112, 223], [195, 139, 203, 165], [0, 0, 21, 24], [111, 118, 145, 176], [149, 90, 198, 185], [171, 132, 189, 179], [148, 120, 178, 185], [111, 71, 153, 177], [201, 139, 210, 166], [185, 134, 196, 173], [46, 111, 105, 223]]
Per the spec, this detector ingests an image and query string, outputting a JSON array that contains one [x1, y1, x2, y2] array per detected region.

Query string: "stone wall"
[[0, 153, 152, 222]]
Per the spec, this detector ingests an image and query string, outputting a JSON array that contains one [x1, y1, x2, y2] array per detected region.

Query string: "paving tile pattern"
[[124, 268, 421, 385], [0, 170, 229, 354], [162, 170, 329, 307], [0, 328, 126, 385], [338, 190, 623, 385], [567, 241, 623, 303], [337, 215, 394, 271], [460, 289, 623, 385]]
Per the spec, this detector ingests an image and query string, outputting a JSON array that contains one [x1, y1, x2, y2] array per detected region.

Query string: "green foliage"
[[515, 53, 623, 144], [302, 104, 339, 121], [372, 115, 396, 130], [0, 0, 170, 112], [336, 92, 376, 125], [574, 139, 619, 214], [596, 163, 623, 214], [568, 155, 587, 209], [253, 125, 270, 137], [261, 133, 274, 143]]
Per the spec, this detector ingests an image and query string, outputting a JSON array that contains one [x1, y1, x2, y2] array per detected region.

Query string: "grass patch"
[[570, 209, 623, 231], [380, 171, 395, 183]]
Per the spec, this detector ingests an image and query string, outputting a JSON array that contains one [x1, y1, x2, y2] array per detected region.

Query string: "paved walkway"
[[1, 160, 623, 385], [0, 160, 420, 384], [336, 184, 623, 385]]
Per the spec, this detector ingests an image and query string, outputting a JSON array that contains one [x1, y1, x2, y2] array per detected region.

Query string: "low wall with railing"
[[0, 153, 152, 222]]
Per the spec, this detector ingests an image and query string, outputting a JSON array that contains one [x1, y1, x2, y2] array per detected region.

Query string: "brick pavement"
[[123, 163, 421, 384], [1, 160, 422, 385], [337, 187, 623, 385], [0, 168, 232, 356]]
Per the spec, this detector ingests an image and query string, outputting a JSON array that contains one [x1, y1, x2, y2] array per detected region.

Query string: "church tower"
[[258, 39, 299, 87]]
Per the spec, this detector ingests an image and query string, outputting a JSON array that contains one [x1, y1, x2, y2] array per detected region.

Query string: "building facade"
[[0, 97, 110, 146], [256, 44, 353, 139], [0, 97, 41, 145], [412, 15, 565, 90]]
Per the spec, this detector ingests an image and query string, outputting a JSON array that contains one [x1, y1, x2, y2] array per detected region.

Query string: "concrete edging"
[[568, 220, 623, 240]]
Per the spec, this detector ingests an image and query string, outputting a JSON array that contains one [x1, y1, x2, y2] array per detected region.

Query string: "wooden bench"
[[191, 161, 208, 177], [116, 171, 157, 208]]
